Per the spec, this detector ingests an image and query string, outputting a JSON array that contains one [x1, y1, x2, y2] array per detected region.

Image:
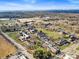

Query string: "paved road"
[[0, 31, 35, 59]]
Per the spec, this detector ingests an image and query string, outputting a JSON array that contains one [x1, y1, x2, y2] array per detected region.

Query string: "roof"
[[17, 18, 36, 23]]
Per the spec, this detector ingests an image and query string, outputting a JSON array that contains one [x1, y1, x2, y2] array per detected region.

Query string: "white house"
[[19, 32, 30, 41]]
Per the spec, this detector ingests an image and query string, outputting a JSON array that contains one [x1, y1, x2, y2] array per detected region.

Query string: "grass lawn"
[[6, 32, 27, 46], [59, 44, 73, 50], [38, 28, 62, 41], [0, 20, 15, 24], [76, 47, 79, 50]]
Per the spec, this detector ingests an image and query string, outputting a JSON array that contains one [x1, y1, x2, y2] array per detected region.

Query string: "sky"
[[0, 0, 79, 11]]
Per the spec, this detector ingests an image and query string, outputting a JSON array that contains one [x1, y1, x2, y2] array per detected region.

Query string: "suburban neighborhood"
[[0, 13, 79, 59]]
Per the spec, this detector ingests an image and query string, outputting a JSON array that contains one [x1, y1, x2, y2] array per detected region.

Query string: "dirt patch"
[[0, 35, 16, 58]]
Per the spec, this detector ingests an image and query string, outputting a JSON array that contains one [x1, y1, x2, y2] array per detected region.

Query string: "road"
[[0, 31, 35, 59]]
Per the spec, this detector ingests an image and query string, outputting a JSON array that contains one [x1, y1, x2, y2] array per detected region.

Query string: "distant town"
[[0, 11, 79, 59]]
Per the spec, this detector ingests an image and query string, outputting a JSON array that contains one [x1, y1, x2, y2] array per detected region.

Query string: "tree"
[[33, 48, 52, 59]]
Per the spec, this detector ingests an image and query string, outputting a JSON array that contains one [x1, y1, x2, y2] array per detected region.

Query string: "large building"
[[17, 17, 40, 23]]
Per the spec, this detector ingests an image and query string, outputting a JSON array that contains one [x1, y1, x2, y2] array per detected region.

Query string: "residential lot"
[[6, 32, 27, 46]]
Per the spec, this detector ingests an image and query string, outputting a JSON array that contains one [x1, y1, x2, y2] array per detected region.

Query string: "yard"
[[59, 44, 73, 50], [0, 35, 16, 58], [6, 32, 27, 46]]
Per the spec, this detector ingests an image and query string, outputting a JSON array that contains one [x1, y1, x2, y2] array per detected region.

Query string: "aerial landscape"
[[0, 0, 79, 59]]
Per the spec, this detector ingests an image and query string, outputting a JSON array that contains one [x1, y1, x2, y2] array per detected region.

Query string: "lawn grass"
[[6, 32, 26, 46], [0, 20, 16, 25], [38, 28, 62, 41], [76, 47, 79, 50], [6, 32, 20, 42], [59, 44, 73, 50]]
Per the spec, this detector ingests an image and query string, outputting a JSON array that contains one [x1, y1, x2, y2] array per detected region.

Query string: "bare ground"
[[0, 35, 16, 59]]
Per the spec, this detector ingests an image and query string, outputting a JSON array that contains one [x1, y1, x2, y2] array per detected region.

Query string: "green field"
[[0, 20, 16, 24], [6, 32, 27, 46], [76, 46, 79, 50], [59, 44, 73, 50], [38, 28, 62, 41]]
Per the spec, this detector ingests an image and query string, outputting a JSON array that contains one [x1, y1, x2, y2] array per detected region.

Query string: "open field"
[[38, 28, 62, 41], [0, 35, 16, 58], [0, 20, 16, 24]]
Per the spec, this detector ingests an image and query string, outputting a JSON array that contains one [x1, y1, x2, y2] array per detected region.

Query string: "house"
[[37, 31, 46, 37], [27, 25, 37, 33], [49, 45, 61, 54], [43, 23, 52, 28], [58, 39, 70, 46], [19, 32, 30, 41], [29, 29, 37, 33], [9, 52, 28, 59], [69, 34, 77, 38], [62, 31, 69, 35], [42, 43, 48, 48], [57, 28, 69, 35], [69, 34, 78, 42], [37, 31, 49, 41], [37, 31, 61, 54]]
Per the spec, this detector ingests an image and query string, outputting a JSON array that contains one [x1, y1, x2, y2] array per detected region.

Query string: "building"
[[70, 34, 78, 42], [37, 31, 61, 54], [62, 54, 74, 59], [17, 18, 40, 23], [9, 52, 28, 59], [19, 32, 30, 41], [58, 39, 70, 46]]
